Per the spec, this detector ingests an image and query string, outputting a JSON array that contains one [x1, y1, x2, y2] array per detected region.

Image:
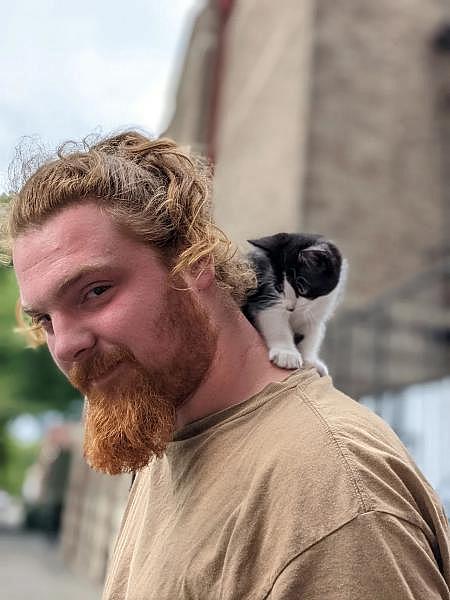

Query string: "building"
[[165, 0, 450, 504]]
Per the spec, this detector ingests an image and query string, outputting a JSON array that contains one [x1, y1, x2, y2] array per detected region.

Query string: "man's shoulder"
[[251, 369, 405, 466], [253, 371, 442, 530]]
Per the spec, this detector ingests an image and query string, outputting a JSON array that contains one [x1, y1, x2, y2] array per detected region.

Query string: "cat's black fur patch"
[[243, 233, 342, 324]]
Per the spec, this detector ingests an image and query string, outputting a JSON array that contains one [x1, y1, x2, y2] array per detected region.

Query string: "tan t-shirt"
[[103, 367, 450, 599]]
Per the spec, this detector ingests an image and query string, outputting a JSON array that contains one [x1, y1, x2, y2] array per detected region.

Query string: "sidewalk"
[[0, 529, 101, 600]]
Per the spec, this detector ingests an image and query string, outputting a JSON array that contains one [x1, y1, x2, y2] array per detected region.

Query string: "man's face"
[[12, 202, 218, 474]]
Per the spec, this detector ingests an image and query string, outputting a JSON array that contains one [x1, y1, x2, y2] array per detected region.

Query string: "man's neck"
[[175, 309, 291, 430]]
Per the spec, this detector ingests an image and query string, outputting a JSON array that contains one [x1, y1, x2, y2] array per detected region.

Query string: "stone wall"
[[166, 0, 449, 307], [304, 0, 448, 307]]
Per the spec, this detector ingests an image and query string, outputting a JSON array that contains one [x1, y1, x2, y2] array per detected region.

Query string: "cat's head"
[[248, 233, 343, 299]]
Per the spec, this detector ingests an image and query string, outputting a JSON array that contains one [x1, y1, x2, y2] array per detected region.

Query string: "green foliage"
[[0, 432, 39, 497]]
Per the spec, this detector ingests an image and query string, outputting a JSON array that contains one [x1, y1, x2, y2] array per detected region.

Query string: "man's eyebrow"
[[56, 264, 110, 298], [22, 263, 112, 315], [22, 306, 41, 318]]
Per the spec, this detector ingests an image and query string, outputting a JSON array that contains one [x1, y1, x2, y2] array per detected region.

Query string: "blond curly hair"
[[1, 131, 256, 345]]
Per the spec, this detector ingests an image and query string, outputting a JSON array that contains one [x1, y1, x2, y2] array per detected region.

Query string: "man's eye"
[[85, 285, 111, 300], [32, 314, 52, 329]]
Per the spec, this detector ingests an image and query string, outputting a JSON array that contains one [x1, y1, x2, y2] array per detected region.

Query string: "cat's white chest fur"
[[245, 234, 347, 376], [254, 260, 347, 375]]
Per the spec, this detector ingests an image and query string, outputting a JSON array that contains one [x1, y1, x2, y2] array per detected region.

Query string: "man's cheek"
[[47, 342, 69, 376]]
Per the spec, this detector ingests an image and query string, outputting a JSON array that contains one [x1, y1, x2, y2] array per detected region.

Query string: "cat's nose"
[[287, 307, 295, 312]]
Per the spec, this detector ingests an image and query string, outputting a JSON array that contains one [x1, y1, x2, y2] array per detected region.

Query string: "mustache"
[[69, 346, 136, 393]]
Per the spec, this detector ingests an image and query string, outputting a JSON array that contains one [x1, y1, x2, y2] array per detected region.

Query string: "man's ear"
[[189, 256, 215, 291]]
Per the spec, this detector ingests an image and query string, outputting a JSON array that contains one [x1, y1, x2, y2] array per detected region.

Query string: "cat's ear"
[[248, 233, 288, 254]]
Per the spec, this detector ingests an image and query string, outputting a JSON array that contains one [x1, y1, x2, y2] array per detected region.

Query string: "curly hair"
[[1, 131, 256, 344]]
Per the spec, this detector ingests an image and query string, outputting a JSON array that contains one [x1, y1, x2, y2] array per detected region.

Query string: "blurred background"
[[1, 0, 449, 597]]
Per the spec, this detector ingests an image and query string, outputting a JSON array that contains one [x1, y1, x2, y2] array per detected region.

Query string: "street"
[[0, 529, 101, 600]]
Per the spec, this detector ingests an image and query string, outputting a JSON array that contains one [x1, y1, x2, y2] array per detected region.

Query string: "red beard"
[[69, 285, 217, 475]]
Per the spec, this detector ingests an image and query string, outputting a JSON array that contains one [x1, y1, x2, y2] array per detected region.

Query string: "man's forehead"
[[12, 204, 119, 300], [13, 203, 128, 267], [12, 201, 168, 303], [20, 261, 117, 314]]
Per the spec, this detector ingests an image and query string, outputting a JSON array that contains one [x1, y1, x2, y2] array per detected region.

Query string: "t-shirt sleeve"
[[267, 511, 450, 600]]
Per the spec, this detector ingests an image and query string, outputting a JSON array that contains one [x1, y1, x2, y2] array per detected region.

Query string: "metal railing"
[[324, 258, 450, 399]]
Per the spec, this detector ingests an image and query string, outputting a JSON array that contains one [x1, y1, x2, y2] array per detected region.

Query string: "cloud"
[[0, 0, 204, 191]]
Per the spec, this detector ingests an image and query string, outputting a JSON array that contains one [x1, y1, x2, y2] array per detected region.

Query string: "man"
[[3, 131, 450, 599]]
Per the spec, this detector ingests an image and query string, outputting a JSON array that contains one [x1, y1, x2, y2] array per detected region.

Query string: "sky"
[[1, 0, 204, 192]]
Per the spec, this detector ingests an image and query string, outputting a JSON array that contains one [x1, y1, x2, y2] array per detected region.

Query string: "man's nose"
[[51, 317, 96, 367]]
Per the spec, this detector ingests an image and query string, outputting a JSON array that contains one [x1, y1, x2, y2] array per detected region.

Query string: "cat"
[[242, 233, 347, 375]]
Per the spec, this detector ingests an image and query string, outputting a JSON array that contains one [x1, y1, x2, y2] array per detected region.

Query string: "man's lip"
[[90, 362, 125, 388]]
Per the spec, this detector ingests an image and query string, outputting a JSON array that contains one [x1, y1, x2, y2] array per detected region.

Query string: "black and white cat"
[[243, 233, 347, 375]]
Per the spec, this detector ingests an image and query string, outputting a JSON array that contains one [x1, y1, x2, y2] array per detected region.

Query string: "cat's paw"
[[311, 358, 329, 376], [269, 347, 303, 370]]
